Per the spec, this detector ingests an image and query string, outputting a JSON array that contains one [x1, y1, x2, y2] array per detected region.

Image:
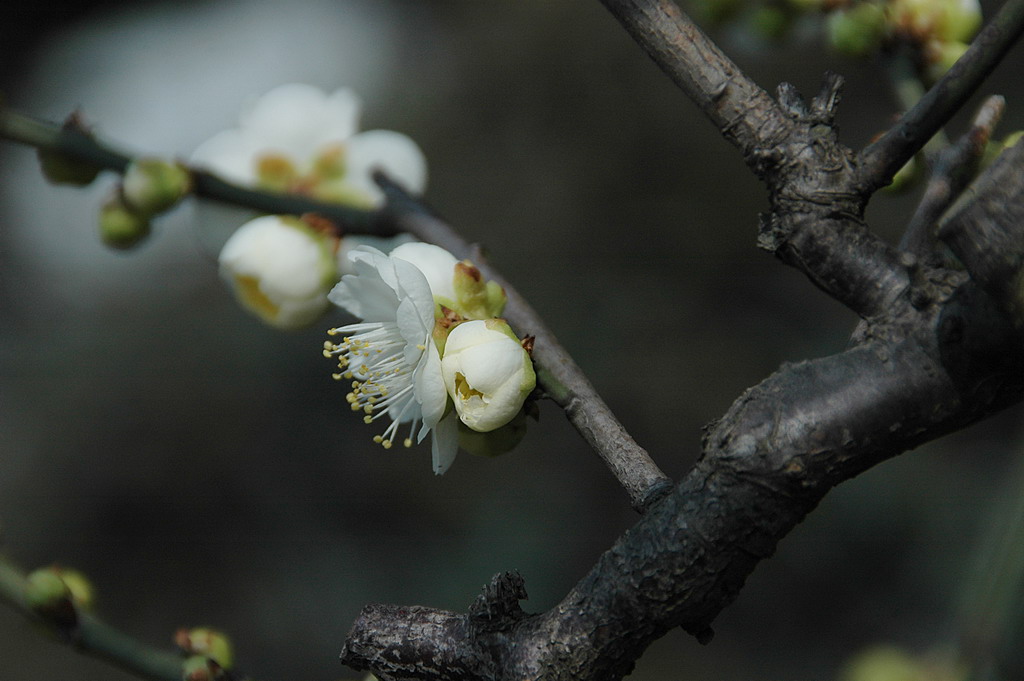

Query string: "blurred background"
[[1, 0, 1023, 679]]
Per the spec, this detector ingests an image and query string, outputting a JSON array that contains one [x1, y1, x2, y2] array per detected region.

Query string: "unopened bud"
[[38, 150, 102, 186], [99, 194, 151, 250], [25, 567, 76, 627], [50, 566, 95, 611], [440, 319, 536, 433], [827, 3, 886, 56], [175, 627, 234, 670], [181, 655, 218, 681], [122, 158, 191, 216]]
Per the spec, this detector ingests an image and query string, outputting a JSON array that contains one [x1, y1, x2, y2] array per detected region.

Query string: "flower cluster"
[[194, 84, 426, 329], [323, 243, 536, 474]]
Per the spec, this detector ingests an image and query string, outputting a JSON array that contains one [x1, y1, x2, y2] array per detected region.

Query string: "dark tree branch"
[[599, 0, 796, 172], [899, 95, 1004, 258], [859, 0, 1024, 191], [939, 138, 1024, 330], [341, 152, 1024, 680]]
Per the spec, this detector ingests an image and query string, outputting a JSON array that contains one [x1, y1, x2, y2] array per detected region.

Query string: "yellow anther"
[[416, 343, 426, 351], [373, 435, 383, 444], [322, 350, 333, 358], [363, 405, 373, 415], [403, 438, 413, 448], [382, 439, 393, 450], [332, 373, 343, 380], [363, 415, 373, 424]]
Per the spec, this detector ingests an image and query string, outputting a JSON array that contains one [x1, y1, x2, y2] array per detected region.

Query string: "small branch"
[[938, 137, 1024, 330], [899, 95, 1004, 257], [0, 107, 378, 233], [598, 0, 795, 172], [859, 0, 1024, 191], [375, 175, 673, 512], [0, 556, 184, 681]]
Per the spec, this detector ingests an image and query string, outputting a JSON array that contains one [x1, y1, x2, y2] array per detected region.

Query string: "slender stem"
[[859, 0, 1024, 191], [599, 0, 794, 168], [0, 556, 184, 681], [375, 175, 673, 512], [0, 107, 377, 232]]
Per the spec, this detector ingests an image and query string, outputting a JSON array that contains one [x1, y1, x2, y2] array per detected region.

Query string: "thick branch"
[[599, 0, 795, 169], [859, 0, 1024, 191], [341, 150, 1024, 680]]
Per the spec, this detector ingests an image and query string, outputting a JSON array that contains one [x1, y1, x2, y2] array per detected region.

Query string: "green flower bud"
[[51, 566, 95, 611], [453, 262, 507, 320], [925, 39, 969, 82], [175, 628, 234, 670], [122, 158, 191, 216], [99, 195, 151, 250], [748, 6, 791, 41], [827, 3, 887, 57], [24, 567, 76, 627], [181, 655, 218, 681]]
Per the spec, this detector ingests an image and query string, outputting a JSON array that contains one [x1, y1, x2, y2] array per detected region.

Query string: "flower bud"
[[122, 158, 192, 216], [219, 215, 339, 329], [99, 194, 151, 250], [440, 319, 536, 433], [827, 3, 886, 57], [924, 39, 969, 82], [24, 567, 76, 627], [181, 655, 218, 681], [175, 627, 234, 670], [51, 566, 95, 611], [889, 0, 981, 43], [453, 262, 507, 320]]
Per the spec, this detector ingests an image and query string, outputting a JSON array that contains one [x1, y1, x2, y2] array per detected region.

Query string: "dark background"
[[1, 1, 1023, 679]]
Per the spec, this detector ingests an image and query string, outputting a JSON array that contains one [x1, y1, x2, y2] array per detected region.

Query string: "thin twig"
[[899, 95, 1004, 257], [375, 175, 673, 512], [0, 107, 378, 232], [0, 556, 184, 681], [859, 0, 1024, 191]]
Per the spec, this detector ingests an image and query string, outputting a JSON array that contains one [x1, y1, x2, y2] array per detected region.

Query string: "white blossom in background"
[[219, 216, 339, 329], [440, 319, 536, 433], [324, 246, 458, 474], [192, 83, 427, 208]]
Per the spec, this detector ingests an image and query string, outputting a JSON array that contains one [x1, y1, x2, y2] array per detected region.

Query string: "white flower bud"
[[219, 216, 338, 329], [440, 319, 535, 433]]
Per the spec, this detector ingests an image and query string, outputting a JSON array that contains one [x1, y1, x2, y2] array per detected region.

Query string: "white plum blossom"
[[192, 83, 426, 208], [440, 319, 536, 433], [220, 215, 338, 329], [389, 241, 460, 306], [324, 246, 458, 474]]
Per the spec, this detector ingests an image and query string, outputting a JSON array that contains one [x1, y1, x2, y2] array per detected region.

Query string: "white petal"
[[391, 254, 439, 328], [190, 129, 261, 185], [454, 339, 523, 394], [389, 242, 458, 304], [344, 129, 427, 205], [239, 83, 356, 159], [431, 412, 460, 475], [415, 345, 448, 430]]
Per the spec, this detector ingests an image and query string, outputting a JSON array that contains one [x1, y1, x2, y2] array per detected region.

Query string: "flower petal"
[[240, 83, 360, 160], [345, 129, 427, 204], [190, 129, 261, 185], [389, 242, 459, 304], [415, 345, 448, 431], [431, 412, 460, 475]]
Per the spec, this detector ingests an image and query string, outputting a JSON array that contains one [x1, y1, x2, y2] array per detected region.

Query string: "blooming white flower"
[[219, 215, 338, 329], [440, 319, 536, 433], [192, 83, 426, 208], [324, 246, 458, 474], [389, 241, 460, 305]]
